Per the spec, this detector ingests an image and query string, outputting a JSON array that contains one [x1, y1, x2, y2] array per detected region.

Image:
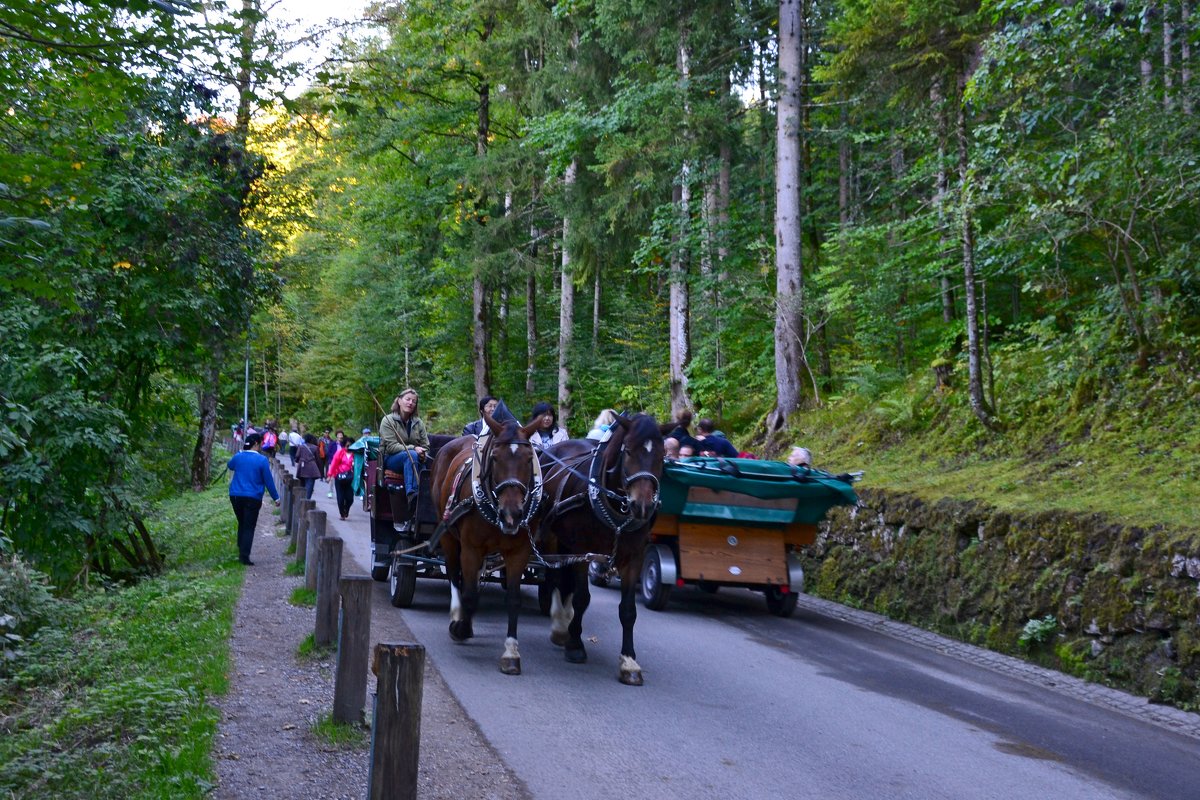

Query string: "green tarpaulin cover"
[[660, 457, 859, 525]]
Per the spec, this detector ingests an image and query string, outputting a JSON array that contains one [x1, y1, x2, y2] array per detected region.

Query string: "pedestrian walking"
[[226, 432, 280, 566], [296, 433, 322, 499], [326, 439, 355, 520]]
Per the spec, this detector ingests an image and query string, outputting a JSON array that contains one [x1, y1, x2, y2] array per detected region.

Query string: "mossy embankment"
[[783, 359, 1200, 709]]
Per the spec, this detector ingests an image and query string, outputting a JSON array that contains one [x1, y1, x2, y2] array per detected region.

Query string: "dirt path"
[[213, 494, 530, 799]]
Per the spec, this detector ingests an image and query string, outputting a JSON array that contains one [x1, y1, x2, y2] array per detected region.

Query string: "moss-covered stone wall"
[[802, 488, 1200, 710]]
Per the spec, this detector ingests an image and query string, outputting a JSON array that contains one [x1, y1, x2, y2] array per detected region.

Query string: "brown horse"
[[537, 413, 666, 685], [430, 413, 543, 675]]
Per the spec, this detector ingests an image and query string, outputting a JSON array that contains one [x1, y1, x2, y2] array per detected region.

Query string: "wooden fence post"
[[368, 642, 425, 800], [333, 576, 373, 724], [307, 510, 326, 592], [288, 490, 305, 547], [293, 498, 315, 551], [314, 536, 344, 647], [301, 509, 326, 575]]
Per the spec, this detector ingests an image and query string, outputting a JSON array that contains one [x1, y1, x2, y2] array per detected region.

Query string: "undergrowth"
[[0, 486, 241, 799], [790, 346, 1199, 531]]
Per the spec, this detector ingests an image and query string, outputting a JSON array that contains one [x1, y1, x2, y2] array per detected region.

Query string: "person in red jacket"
[[326, 442, 355, 520]]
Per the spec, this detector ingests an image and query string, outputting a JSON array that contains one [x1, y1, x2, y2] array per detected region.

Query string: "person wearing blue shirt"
[[227, 432, 280, 566]]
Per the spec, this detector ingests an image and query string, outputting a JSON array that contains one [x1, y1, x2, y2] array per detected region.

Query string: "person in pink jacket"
[[326, 444, 355, 520]]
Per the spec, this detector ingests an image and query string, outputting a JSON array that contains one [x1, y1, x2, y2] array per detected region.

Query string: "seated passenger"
[[664, 436, 681, 461], [695, 418, 739, 458], [463, 395, 498, 437], [787, 446, 812, 467], [586, 409, 619, 441], [529, 401, 569, 450], [380, 388, 430, 506]]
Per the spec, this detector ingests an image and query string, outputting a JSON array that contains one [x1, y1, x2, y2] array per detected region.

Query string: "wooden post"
[[288, 491, 306, 547], [293, 499, 315, 551], [302, 509, 326, 577], [315, 536, 344, 647], [368, 642, 425, 800], [279, 474, 291, 528], [333, 576, 373, 724]]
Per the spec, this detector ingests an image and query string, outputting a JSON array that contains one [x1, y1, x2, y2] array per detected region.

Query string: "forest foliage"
[[1, 0, 1198, 595]]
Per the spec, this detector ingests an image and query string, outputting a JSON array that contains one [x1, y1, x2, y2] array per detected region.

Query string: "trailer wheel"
[[389, 542, 417, 608], [764, 586, 798, 617], [640, 547, 672, 611]]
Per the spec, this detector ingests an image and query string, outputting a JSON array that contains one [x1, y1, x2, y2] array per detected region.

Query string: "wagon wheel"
[[389, 540, 417, 608], [764, 586, 798, 617], [537, 580, 554, 616], [639, 547, 672, 611]]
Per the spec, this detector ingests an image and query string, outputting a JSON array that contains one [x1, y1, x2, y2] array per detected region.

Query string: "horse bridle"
[[586, 439, 661, 536], [471, 432, 542, 533]]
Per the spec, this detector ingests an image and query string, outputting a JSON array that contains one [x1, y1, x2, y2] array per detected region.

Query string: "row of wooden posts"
[[251, 445, 424, 800]]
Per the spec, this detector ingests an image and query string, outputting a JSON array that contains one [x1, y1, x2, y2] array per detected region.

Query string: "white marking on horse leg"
[[503, 636, 520, 660], [449, 582, 462, 623], [550, 590, 574, 637], [619, 655, 642, 679]]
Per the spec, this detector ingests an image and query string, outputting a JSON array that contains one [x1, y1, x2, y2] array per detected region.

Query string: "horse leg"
[[564, 564, 591, 664], [548, 567, 575, 647], [452, 541, 483, 643], [498, 545, 526, 676], [443, 534, 472, 642], [616, 550, 644, 686]]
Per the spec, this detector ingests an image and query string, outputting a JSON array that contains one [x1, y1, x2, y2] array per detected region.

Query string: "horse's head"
[[605, 413, 665, 522], [479, 413, 542, 535]]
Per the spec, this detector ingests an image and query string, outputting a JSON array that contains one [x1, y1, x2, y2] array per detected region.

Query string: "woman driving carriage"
[[380, 388, 430, 508]]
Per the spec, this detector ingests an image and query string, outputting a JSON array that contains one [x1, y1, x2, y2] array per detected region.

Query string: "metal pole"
[[243, 315, 251, 431]]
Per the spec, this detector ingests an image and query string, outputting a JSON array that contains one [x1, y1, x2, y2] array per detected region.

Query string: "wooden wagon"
[[633, 457, 859, 617]]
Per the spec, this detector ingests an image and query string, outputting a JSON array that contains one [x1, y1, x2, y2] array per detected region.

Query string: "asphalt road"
[[293, 468, 1199, 800]]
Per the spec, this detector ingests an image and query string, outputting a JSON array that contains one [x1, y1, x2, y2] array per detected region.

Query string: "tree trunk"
[[955, 71, 998, 430], [838, 105, 851, 228], [557, 159, 577, 429], [768, 0, 807, 437], [935, 85, 956, 322], [525, 270, 537, 397], [669, 36, 694, 418], [1183, 1, 1193, 114], [1165, 11, 1175, 110], [472, 78, 491, 399], [190, 360, 221, 491], [592, 264, 601, 354]]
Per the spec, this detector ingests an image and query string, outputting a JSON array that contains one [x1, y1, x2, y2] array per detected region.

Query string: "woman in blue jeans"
[[379, 388, 430, 507], [227, 433, 280, 565]]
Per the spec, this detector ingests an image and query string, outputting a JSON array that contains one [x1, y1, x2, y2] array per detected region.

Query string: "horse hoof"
[[449, 621, 473, 642], [565, 645, 587, 664], [619, 670, 644, 686], [499, 657, 521, 675], [550, 630, 568, 647]]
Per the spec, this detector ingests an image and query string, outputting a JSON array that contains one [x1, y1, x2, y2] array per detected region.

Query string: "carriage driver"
[[380, 388, 430, 520]]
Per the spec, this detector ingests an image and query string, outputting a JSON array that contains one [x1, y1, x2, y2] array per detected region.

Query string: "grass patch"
[[310, 712, 368, 748], [289, 587, 316, 607], [296, 633, 334, 661], [284, 560, 305, 577], [791, 359, 1200, 531], [0, 485, 244, 799]]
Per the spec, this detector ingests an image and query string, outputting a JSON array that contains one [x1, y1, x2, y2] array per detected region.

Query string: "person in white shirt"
[[528, 401, 569, 449]]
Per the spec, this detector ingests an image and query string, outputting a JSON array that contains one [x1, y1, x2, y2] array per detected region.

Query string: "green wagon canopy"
[[660, 457, 859, 525]]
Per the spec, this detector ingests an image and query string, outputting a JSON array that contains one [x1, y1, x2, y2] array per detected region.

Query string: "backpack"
[[317, 439, 326, 458], [263, 431, 276, 448]]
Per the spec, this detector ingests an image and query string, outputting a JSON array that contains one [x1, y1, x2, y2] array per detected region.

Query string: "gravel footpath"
[[213, 501, 531, 799]]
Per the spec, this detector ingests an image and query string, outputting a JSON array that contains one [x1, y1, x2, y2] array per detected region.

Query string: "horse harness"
[[540, 436, 661, 538], [430, 430, 543, 551]]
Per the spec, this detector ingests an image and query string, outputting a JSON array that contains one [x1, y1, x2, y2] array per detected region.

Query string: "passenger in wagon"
[[787, 446, 812, 467], [529, 401, 569, 449], [664, 436, 682, 461], [586, 408, 618, 441], [380, 388, 430, 508], [462, 395, 499, 437]]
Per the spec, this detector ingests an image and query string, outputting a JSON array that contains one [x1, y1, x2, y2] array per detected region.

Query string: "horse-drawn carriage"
[[366, 431, 552, 611], [626, 457, 859, 617]]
